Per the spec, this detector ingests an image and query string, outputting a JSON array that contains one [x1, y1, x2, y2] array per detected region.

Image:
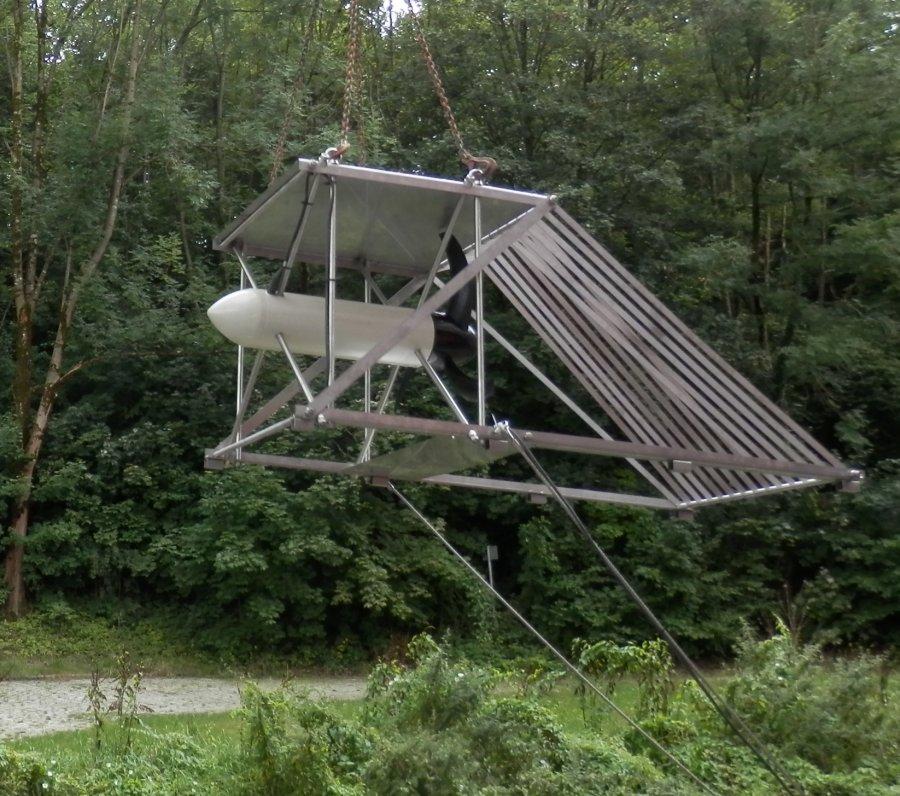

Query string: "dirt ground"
[[0, 675, 366, 739]]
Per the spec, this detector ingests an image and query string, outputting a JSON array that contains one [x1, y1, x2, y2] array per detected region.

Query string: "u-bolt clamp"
[[464, 167, 485, 185]]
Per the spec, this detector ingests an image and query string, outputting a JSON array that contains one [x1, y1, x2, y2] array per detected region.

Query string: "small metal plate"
[[213, 160, 545, 277], [347, 436, 514, 480]]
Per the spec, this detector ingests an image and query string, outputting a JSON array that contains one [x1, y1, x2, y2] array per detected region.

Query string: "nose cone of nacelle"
[[207, 289, 265, 347]]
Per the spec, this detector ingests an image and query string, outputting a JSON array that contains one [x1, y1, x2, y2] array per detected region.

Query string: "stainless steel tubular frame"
[[300, 199, 555, 418], [234, 249, 258, 289], [326, 177, 337, 388], [416, 196, 466, 311], [235, 268, 247, 460], [416, 350, 470, 425], [220, 450, 675, 509], [356, 366, 401, 464], [210, 416, 294, 458], [363, 275, 372, 451], [474, 196, 486, 426], [230, 350, 265, 452], [298, 158, 548, 206], [303, 408, 858, 482], [364, 269, 389, 304], [270, 172, 321, 294], [276, 333, 315, 404], [431, 273, 680, 504], [215, 276, 426, 451]]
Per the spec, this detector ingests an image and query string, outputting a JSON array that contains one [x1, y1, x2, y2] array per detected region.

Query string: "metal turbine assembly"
[[204, 156, 861, 509], [207, 234, 489, 401], [202, 154, 862, 796]]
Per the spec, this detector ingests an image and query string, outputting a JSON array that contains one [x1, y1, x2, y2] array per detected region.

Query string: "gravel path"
[[0, 676, 366, 740]]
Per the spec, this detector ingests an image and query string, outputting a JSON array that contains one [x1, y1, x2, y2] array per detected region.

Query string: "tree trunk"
[[4, 511, 28, 618], [4, 457, 36, 617], [3, 0, 144, 617]]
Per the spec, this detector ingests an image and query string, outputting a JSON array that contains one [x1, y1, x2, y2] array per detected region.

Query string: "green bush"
[[724, 621, 898, 775], [2, 632, 897, 794], [238, 682, 371, 795], [0, 748, 52, 796]]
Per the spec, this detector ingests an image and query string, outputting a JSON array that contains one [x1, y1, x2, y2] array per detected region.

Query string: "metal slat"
[[490, 250, 704, 501], [500, 245, 676, 446], [541, 217, 806, 472], [496, 245, 736, 500], [477, 314, 681, 503], [515, 231, 762, 496], [489, 251, 707, 501], [541, 215, 804, 466], [539, 217, 817, 494], [550, 208, 842, 466], [520, 228, 774, 496]]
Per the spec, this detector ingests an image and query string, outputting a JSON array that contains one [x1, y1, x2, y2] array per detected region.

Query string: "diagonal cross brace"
[[297, 198, 555, 417]]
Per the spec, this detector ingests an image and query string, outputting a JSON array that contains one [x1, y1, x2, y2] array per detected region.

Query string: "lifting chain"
[[269, 0, 321, 183], [332, 0, 496, 178], [404, 0, 496, 179], [336, 0, 363, 159]]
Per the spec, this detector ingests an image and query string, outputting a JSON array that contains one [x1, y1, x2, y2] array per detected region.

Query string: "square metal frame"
[[205, 158, 862, 512]]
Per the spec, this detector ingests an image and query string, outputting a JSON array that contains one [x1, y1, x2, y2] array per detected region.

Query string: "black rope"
[[387, 482, 719, 795], [503, 425, 804, 796]]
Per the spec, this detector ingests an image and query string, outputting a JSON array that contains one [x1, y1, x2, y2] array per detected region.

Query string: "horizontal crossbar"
[[297, 408, 861, 483], [203, 450, 675, 509]]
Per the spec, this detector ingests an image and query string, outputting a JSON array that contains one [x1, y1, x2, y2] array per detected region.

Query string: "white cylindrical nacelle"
[[207, 288, 434, 368]]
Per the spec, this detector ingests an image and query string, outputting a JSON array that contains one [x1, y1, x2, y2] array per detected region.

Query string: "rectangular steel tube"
[[271, 173, 321, 294], [326, 179, 337, 387], [303, 408, 858, 481], [416, 196, 466, 310], [221, 452, 673, 508], [416, 351, 469, 424], [299, 159, 547, 206], [474, 195, 486, 426]]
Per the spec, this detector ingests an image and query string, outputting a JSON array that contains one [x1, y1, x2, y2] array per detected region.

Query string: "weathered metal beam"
[[301, 409, 860, 482], [210, 451, 673, 508], [299, 159, 547, 206]]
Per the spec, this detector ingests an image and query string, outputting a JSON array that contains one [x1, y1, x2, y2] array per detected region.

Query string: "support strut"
[[388, 482, 716, 795], [502, 425, 803, 796]]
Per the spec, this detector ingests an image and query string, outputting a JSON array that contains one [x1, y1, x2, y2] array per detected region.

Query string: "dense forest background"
[[2, 0, 898, 662]]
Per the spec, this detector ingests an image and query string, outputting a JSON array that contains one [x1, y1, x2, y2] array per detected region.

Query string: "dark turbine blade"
[[443, 357, 494, 403], [441, 234, 476, 330]]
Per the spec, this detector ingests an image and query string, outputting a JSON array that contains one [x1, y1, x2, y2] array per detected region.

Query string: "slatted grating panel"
[[488, 207, 844, 506]]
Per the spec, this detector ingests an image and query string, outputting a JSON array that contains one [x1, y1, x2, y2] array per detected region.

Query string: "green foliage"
[[362, 634, 572, 793], [0, 602, 215, 677], [3, 0, 899, 660], [2, 634, 898, 794], [724, 621, 897, 775], [0, 748, 51, 796], [573, 638, 674, 718], [238, 683, 370, 795]]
